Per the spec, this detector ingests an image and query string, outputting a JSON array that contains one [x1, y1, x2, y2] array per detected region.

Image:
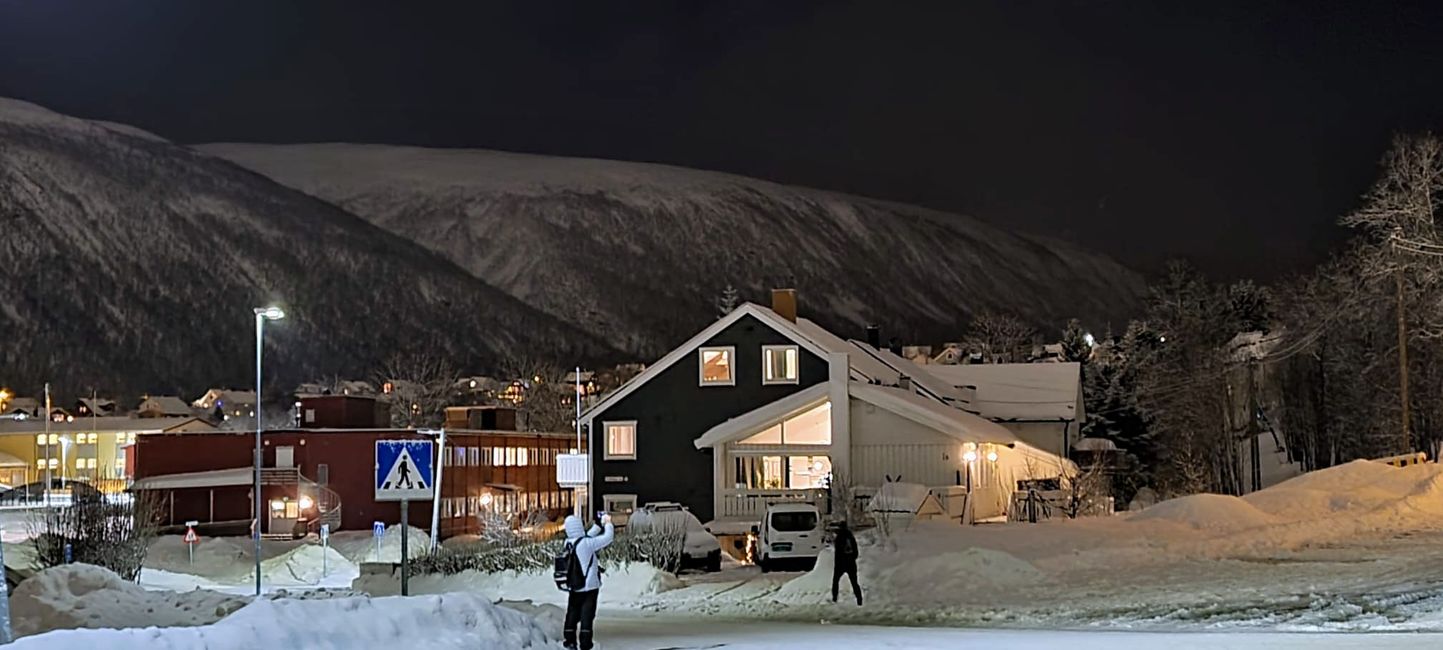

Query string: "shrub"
[[31, 492, 161, 581], [409, 527, 680, 576]]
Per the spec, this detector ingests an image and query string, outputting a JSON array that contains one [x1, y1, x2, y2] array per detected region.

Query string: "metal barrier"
[[1374, 452, 1429, 467]]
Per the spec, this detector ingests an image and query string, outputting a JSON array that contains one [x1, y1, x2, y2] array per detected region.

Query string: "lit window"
[[492, 447, 504, 466], [603, 494, 637, 515], [737, 402, 831, 445], [604, 421, 637, 460], [48, 434, 58, 445], [699, 347, 735, 386], [517, 448, 529, 466], [762, 345, 800, 384], [35, 434, 46, 445]]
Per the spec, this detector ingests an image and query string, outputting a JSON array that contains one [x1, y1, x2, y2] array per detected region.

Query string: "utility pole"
[[1396, 268, 1412, 452]]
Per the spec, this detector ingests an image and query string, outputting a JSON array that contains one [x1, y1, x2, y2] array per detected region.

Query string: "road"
[[596, 614, 1443, 650]]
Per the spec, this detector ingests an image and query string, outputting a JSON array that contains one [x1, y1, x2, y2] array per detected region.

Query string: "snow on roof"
[[693, 384, 831, 449], [0, 416, 211, 435], [923, 363, 1083, 421], [139, 396, 192, 415], [130, 467, 254, 491], [848, 342, 970, 403], [849, 383, 1023, 446]]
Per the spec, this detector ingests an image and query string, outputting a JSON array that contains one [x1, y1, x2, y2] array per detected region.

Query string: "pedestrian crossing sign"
[[375, 439, 434, 502]]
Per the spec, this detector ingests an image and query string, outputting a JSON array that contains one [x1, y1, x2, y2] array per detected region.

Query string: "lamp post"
[[252, 306, 284, 597]]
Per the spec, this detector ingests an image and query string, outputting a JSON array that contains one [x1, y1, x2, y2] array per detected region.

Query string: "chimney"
[[865, 325, 881, 350], [888, 337, 902, 356], [899, 375, 913, 392], [771, 288, 798, 323]]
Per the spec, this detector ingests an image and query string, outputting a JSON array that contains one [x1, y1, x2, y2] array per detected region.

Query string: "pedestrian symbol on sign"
[[374, 440, 434, 501]]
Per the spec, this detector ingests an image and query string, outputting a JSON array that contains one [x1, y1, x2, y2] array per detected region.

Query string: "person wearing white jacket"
[[562, 513, 613, 650]]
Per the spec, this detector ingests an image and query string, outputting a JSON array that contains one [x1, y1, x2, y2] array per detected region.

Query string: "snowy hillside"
[[0, 98, 616, 395], [199, 143, 1147, 357]]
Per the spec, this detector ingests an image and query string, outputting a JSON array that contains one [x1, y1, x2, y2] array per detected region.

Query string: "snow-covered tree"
[[715, 283, 740, 319], [962, 312, 1034, 363], [1060, 318, 1092, 364]]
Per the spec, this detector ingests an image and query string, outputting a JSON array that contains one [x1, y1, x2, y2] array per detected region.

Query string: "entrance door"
[[275, 446, 295, 468]]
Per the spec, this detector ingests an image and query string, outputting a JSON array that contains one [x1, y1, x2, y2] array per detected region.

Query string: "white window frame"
[[603, 420, 638, 460], [698, 346, 737, 386], [761, 344, 800, 385], [603, 493, 638, 514]]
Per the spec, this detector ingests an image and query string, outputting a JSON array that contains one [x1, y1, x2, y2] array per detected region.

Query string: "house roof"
[[847, 342, 971, 404], [139, 396, 192, 415], [193, 389, 256, 407], [131, 467, 254, 491], [922, 362, 1083, 421], [581, 303, 836, 423], [5, 397, 39, 412], [78, 397, 118, 413], [848, 383, 1023, 445], [692, 383, 831, 449], [0, 416, 213, 435]]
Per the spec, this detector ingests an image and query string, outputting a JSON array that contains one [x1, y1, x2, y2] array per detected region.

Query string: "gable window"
[[737, 402, 832, 446], [762, 345, 799, 384], [604, 421, 637, 460], [699, 347, 736, 386]]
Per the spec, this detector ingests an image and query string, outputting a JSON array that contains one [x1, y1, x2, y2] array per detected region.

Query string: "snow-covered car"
[[628, 502, 723, 572], [752, 502, 822, 572]]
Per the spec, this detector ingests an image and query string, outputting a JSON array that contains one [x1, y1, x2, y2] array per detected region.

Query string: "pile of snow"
[[11, 564, 247, 637], [355, 561, 680, 607], [11, 592, 558, 650], [1129, 493, 1276, 531], [255, 543, 354, 586], [332, 524, 430, 564], [868, 482, 930, 513], [772, 544, 1043, 606]]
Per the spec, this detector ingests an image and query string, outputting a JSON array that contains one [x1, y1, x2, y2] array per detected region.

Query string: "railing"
[[718, 488, 827, 520], [313, 483, 342, 532], [1375, 452, 1429, 468], [259, 467, 301, 485]]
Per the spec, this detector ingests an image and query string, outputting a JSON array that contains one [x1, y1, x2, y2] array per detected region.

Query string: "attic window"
[[699, 347, 735, 386], [762, 345, 799, 384]]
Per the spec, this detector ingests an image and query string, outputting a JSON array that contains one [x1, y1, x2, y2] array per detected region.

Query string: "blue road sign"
[[373, 521, 385, 537], [375, 439, 435, 501]]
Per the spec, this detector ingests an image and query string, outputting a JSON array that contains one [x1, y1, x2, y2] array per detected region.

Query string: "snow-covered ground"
[[10, 460, 1443, 647]]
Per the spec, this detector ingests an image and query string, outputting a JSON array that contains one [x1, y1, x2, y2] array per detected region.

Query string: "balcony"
[[718, 488, 827, 520]]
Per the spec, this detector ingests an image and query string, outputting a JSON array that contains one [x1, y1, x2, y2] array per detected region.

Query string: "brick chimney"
[[770, 288, 798, 323]]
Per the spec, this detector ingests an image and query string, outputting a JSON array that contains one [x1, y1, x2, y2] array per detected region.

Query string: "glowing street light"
[[252, 306, 285, 597]]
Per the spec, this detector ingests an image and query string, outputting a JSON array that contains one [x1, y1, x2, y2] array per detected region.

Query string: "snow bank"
[[255, 543, 354, 585], [331, 524, 430, 564], [772, 544, 1043, 606], [1130, 493, 1276, 531], [11, 563, 248, 637], [10, 592, 560, 650], [354, 562, 680, 607]]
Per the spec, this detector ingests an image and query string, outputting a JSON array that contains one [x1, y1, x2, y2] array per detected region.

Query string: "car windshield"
[[770, 511, 817, 532]]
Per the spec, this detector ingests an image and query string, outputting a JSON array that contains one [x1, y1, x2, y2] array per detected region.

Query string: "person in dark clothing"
[[831, 521, 862, 605]]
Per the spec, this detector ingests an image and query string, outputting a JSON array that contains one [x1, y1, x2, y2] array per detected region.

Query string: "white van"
[[629, 502, 723, 572], [752, 502, 822, 572]]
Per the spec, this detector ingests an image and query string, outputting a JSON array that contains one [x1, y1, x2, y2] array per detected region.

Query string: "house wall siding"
[[590, 314, 828, 522]]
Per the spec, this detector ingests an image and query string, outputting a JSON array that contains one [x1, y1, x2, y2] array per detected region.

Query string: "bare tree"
[[963, 312, 1035, 363], [499, 355, 574, 432], [32, 490, 163, 581], [375, 351, 457, 428]]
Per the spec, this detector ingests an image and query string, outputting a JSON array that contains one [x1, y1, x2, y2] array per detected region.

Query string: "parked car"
[[752, 502, 822, 572], [629, 502, 723, 572]]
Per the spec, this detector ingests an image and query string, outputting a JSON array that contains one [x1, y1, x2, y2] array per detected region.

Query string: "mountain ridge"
[[200, 142, 1148, 356]]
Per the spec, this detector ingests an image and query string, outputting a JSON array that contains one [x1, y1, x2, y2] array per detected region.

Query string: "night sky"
[[4, 1, 1443, 280]]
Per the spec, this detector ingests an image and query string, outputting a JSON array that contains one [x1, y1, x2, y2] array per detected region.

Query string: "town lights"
[[963, 450, 978, 462], [299, 496, 314, 510], [986, 451, 999, 462], [480, 492, 494, 506]]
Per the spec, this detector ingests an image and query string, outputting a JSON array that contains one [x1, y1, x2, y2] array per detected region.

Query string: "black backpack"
[[554, 541, 587, 592]]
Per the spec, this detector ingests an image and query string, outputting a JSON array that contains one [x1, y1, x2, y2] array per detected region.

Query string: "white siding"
[[853, 443, 961, 488], [998, 421, 1071, 458]]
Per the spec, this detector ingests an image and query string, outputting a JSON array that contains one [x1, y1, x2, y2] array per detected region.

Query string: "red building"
[[131, 397, 580, 538]]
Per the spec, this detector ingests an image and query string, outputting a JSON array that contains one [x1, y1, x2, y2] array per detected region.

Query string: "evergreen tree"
[[1060, 318, 1092, 364], [715, 283, 739, 319]]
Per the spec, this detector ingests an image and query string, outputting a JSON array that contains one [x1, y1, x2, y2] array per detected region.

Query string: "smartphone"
[[596, 511, 606, 520]]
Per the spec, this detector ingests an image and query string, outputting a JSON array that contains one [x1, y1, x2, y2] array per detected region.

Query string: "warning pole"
[[400, 498, 410, 596]]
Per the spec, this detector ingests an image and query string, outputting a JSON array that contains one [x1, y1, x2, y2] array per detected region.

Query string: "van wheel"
[[759, 556, 771, 573], [705, 550, 722, 573]]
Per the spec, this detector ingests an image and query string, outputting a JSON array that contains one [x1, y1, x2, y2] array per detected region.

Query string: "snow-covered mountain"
[[0, 98, 617, 396], [200, 143, 1147, 357]]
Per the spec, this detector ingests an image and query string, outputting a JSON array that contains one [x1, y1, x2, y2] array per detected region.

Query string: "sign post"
[[0, 538, 11, 643], [183, 520, 199, 565], [375, 439, 435, 597], [320, 523, 330, 577]]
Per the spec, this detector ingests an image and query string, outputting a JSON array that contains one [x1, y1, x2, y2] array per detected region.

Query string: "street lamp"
[[252, 306, 284, 597]]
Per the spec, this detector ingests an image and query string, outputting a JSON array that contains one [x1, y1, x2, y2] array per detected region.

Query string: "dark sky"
[[4, 1, 1443, 280]]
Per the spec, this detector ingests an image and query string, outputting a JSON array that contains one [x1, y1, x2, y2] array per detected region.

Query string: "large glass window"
[[604, 421, 637, 460], [733, 455, 830, 490], [762, 345, 799, 384], [699, 347, 735, 386], [737, 402, 832, 445]]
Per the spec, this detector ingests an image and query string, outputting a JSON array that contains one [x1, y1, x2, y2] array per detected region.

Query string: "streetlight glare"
[[254, 306, 285, 320]]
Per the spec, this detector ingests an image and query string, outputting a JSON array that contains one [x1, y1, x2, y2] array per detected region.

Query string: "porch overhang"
[[693, 383, 830, 450]]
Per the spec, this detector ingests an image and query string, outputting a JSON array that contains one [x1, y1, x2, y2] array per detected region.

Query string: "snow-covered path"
[[597, 615, 1443, 650]]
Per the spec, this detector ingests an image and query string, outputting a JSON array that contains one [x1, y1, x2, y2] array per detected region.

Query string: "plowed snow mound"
[[10, 592, 557, 650], [256, 544, 354, 585], [1130, 493, 1276, 531], [1269, 459, 1408, 493], [772, 546, 1043, 606], [11, 563, 247, 637]]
